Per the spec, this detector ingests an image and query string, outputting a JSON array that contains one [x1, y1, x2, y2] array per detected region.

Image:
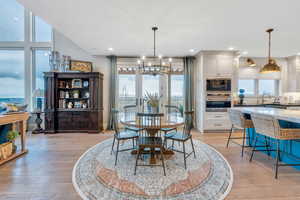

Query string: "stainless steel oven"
[[206, 79, 231, 92], [206, 101, 231, 112]]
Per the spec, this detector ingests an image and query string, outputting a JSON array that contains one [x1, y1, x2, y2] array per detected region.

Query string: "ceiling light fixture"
[[108, 47, 114, 51], [228, 47, 234, 51], [242, 51, 248, 55], [260, 28, 280, 73], [137, 26, 172, 75], [189, 49, 195, 53]]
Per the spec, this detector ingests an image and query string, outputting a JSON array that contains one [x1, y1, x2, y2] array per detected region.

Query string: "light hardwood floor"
[[1, 130, 300, 200]]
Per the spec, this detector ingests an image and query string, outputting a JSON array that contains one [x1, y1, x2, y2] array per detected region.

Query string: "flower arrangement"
[[145, 92, 161, 112], [7, 130, 19, 153]]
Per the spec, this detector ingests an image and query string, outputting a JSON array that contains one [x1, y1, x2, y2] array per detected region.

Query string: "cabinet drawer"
[[205, 112, 229, 120], [204, 119, 231, 130]]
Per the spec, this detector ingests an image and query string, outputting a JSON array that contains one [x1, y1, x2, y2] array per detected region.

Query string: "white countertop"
[[231, 107, 300, 124]]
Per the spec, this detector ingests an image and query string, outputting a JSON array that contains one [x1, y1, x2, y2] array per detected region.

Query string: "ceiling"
[[17, 0, 300, 57]]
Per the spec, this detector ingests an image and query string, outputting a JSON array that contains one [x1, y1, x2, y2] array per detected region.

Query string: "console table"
[[0, 112, 29, 166]]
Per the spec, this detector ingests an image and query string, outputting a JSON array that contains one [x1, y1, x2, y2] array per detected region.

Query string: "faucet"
[[261, 93, 270, 104]]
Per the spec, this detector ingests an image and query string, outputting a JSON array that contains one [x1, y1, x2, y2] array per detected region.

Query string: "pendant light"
[[246, 58, 256, 67], [260, 28, 281, 73]]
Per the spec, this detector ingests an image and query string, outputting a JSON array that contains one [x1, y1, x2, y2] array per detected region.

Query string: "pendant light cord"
[[266, 28, 273, 63]]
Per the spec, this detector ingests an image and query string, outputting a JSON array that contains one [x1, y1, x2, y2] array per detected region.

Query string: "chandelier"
[[137, 26, 172, 75]]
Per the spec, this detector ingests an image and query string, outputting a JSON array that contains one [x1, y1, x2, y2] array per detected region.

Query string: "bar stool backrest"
[[251, 114, 280, 139], [229, 109, 245, 128], [183, 111, 194, 137]]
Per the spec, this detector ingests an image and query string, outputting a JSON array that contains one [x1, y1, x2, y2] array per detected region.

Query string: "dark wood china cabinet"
[[44, 72, 103, 133]]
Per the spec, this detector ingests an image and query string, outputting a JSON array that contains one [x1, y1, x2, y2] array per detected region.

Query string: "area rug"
[[72, 138, 233, 200]]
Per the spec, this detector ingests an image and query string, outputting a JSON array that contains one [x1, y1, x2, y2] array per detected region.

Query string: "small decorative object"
[[73, 90, 79, 98], [66, 82, 70, 89], [84, 91, 90, 98], [82, 103, 87, 109], [72, 79, 82, 88], [83, 81, 89, 88], [49, 51, 61, 72], [145, 91, 161, 113], [74, 101, 82, 108], [7, 130, 19, 153], [4, 103, 28, 113], [70, 60, 92, 72], [65, 91, 70, 99], [67, 102, 73, 109], [0, 142, 13, 160], [61, 55, 71, 72], [239, 89, 245, 105], [32, 111, 44, 134]]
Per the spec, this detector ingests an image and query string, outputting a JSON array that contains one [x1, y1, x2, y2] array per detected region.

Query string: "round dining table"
[[120, 112, 184, 164]]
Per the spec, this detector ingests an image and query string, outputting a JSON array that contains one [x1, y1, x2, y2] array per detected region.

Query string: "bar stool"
[[250, 114, 300, 179], [227, 109, 255, 157]]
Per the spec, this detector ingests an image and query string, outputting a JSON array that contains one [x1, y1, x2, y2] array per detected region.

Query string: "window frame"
[[0, 3, 53, 111], [238, 78, 280, 98]]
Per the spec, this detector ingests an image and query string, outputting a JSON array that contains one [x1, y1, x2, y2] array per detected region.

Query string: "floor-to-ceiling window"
[[170, 74, 184, 108], [0, 0, 52, 111]]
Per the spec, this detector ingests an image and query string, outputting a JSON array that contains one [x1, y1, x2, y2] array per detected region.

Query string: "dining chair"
[[111, 109, 139, 166], [250, 113, 300, 178], [123, 105, 143, 133], [161, 105, 180, 136], [164, 111, 196, 169], [134, 113, 166, 176]]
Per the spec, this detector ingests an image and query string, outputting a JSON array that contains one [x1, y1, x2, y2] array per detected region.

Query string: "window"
[[118, 74, 136, 110], [142, 75, 159, 96], [170, 75, 184, 107], [0, 50, 25, 104], [0, 0, 24, 41], [34, 16, 52, 42], [0, 0, 52, 111], [238, 79, 255, 95], [33, 49, 51, 110], [259, 80, 277, 96]]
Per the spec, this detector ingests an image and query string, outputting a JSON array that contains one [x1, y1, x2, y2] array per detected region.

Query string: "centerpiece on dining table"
[[144, 92, 161, 113]]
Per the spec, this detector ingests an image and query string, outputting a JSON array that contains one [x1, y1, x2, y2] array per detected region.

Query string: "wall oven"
[[206, 101, 231, 112], [206, 79, 231, 92]]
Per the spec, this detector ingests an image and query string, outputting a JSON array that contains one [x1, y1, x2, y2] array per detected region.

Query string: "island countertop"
[[231, 107, 300, 124]]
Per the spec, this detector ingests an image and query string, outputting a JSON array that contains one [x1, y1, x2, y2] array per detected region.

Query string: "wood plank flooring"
[[1, 130, 300, 200]]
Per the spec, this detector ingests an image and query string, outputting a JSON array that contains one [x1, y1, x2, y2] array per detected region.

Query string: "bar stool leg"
[[250, 135, 258, 162], [275, 139, 280, 179], [241, 128, 246, 157], [115, 140, 120, 166], [226, 125, 233, 148]]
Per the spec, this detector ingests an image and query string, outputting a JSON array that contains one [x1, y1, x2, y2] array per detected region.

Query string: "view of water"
[[0, 98, 25, 104]]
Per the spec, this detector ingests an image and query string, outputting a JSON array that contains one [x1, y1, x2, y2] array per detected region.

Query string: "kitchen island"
[[231, 107, 300, 170]]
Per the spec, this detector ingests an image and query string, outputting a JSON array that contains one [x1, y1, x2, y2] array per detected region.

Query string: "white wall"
[[53, 30, 110, 129]]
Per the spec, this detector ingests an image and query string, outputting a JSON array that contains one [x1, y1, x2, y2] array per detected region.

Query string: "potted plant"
[[7, 130, 19, 153], [145, 92, 161, 113]]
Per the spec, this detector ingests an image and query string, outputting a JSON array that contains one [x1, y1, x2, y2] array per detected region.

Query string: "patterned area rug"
[[72, 138, 233, 200]]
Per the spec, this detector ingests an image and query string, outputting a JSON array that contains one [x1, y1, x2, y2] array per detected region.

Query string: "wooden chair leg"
[[114, 140, 120, 166], [160, 147, 166, 176], [226, 125, 233, 148], [249, 135, 258, 162], [183, 141, 187, 169], [111, 136, 116, 155], [190, 137, 196, 158]]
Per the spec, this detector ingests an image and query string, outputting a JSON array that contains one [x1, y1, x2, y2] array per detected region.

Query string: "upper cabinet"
[[202, 53, 234, 78], [287, 56, 300, 92]]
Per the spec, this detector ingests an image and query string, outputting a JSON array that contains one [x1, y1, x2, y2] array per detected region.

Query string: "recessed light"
[[168, 58, 172, 62], [108, 47, 114, 51], [137, 59, 141, 64], [242, 51, 248, 55], [189, 49, 195, 53], [228, 47, 234, 51], [142, 56, 146, 60], [158, 55, 162, 59]]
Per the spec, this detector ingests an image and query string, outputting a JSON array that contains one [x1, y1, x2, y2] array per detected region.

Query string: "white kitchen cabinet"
[[203, 112, 232, 131], [203, 54, 234, 78]]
